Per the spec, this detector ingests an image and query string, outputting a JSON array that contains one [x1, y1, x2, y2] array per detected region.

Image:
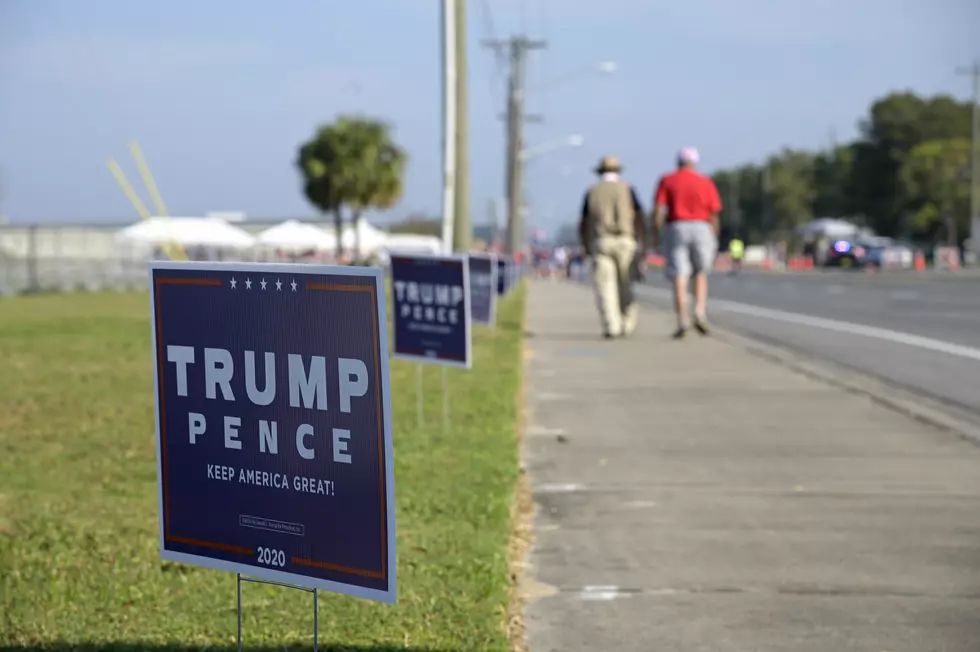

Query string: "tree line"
[[712, 92, 976, 246]]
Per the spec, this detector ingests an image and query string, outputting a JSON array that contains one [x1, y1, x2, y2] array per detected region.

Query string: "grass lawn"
[[0, 283, 526, 651]]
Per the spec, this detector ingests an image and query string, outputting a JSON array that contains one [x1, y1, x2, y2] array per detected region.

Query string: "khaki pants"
[[590, 236, 638, 336]]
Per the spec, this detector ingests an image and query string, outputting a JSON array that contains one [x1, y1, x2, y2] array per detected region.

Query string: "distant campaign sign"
[[497, 256, 510, 295], [467, 253, 497, 326], [150, 261, 396, 603], [390, 254, 472, 368]]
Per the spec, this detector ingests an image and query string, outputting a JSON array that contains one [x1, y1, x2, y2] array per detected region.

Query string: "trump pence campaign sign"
[[149, 261, 396, 603], [389, 253, 472, 368], [496, 255, 511, 296], [466, 253, 497, 327]]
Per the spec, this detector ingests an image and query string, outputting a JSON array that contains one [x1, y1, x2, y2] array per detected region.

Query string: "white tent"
[[381, 234, 442, 256], [255, 219, 336, 252], [341, 219, 388, 257], [115, 217, 257, 249]]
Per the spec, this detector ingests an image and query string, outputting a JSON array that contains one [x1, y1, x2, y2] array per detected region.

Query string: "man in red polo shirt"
[[651, 147, 722, 339]]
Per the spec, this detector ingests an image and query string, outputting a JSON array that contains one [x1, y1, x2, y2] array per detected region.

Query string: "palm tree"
[[297, 115, 408, 262]]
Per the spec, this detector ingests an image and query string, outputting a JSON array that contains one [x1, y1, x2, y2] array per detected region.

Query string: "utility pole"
[[440, 0, 457, 254], [829, 125, 839, 219], [956, 60, 980, 255], [729, 173, 741, 239], [452, 0, 471, 252], [483, 35, 547, 256], [761, 161, 772, 236]]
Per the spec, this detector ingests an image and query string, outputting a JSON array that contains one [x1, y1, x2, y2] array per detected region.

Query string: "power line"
[[478, 0, 508, 105]]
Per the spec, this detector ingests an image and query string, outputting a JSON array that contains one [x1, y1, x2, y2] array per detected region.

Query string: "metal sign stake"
[[237, 573, 319, 652], [441, 366, 450, 431], [416, 364, 425, 426]]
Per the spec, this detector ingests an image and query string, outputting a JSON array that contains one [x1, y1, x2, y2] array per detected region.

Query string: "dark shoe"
[[693, 316, 711, 335], [671, 327, 687, 340], [602, 331, 618, 340]]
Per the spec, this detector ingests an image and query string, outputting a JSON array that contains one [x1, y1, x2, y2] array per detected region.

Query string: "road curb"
[[712, 326, 980, 449]]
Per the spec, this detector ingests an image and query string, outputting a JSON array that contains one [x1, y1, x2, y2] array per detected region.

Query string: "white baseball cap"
[[678, 146, 700, 165]]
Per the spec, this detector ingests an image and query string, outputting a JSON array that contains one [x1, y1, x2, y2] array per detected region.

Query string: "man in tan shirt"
[[578, 156, 647, 339]]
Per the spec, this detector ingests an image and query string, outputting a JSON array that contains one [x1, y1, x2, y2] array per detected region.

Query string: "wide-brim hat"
[[594, 155, 622, 174]]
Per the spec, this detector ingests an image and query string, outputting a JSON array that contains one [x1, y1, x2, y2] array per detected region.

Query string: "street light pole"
[[518, 135, 584, 244], [957, 60, 980, 255], [529, 62, 616, 94], [452, 0, 471, 253], [519, 134, 584, 162]]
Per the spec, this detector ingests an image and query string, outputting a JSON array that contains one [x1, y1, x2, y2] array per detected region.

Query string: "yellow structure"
[[106, 141, 188, 261]]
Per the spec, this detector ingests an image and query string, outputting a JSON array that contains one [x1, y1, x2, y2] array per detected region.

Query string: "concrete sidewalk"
[[522, 280, 980, 652]]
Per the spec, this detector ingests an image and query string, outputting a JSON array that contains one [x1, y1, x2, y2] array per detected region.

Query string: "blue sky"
[[1, 0, 978, 234]]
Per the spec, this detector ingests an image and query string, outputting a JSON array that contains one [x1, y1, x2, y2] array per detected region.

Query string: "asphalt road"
[[633, 270, 980, 418]]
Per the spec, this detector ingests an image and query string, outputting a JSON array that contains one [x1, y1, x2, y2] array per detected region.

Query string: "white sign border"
[[148, 260, 397, 604], [388, 252, 473, 370]]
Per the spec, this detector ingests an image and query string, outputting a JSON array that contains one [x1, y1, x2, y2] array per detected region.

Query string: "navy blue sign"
[[150, 261, 396, 603], [389, 254, 472, 368], [467, 253, 497, 326], [497, 255, 511, 296]]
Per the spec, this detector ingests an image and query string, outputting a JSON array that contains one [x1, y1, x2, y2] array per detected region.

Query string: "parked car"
[[856, 237, 914, 269], [823, 240, 867, 268]]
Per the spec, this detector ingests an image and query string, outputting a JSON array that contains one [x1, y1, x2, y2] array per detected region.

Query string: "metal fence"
[[0, 223, 349, 296]]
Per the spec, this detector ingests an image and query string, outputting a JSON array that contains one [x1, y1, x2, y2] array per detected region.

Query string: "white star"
[[290, 279, 298, 291], [245, 278, 252, 290], [260, 278, 267, 290], [275, 279, 282, 291], [230, 277, 237, 289]]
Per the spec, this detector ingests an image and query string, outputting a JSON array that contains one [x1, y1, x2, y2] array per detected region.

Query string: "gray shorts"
[[664, 220, 717, 280]]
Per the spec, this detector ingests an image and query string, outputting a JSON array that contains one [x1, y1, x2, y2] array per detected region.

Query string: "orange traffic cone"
[[914, 250, 926, 271]]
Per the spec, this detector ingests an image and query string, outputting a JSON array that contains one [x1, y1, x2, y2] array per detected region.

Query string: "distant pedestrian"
[[651, 147, 722, 339], [553, 246, 569, 278], [728, 236, 744, 274], [578, 156, 647, 339]]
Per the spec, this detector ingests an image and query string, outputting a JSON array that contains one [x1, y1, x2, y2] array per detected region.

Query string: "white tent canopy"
[[255, 219, 336, 252], [115, 217, 257, 249], [381, 234, 442, 256], [341, 219, 388, 256]]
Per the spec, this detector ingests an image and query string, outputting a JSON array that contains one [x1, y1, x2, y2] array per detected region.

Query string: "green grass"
[[0, 284, 526, 652]]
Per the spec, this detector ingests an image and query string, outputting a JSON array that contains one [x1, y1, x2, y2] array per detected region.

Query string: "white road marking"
[[579, 586, 629, 601], [527, 425, 567, 437], [638, 286, 980, 362], [538, 483, 585, 493], [826, 284, 845, 295], [621, 500, 658, 509], [536, 392, 570, 402]]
